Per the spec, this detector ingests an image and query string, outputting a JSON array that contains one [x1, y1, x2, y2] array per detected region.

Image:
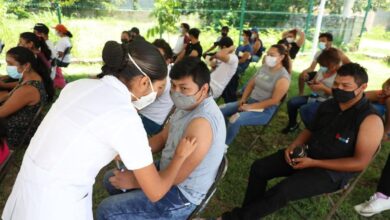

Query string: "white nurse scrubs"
[[2, 75, 153, 220]]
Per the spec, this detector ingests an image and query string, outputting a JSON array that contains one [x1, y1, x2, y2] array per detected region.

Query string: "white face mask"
[[286, 37, 294, 43], [265, 55, 278, 67], [127, 53, 157, 110]]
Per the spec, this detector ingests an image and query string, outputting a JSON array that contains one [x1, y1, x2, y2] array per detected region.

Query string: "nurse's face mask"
[[127, 53, 157, 110]]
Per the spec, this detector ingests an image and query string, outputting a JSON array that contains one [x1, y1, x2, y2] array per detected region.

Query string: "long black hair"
[[100, 40, 167, 83], [270, 44, 290, 74], [7, 47, 54, 102], [20, 32, 51, 61]]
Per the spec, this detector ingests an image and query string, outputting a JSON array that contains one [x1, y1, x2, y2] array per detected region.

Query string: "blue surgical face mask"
[[240, 36, 244, 42], [6, 66, 23, 79], [319, 66, 328, 73], [318, 42, 326, 50], [170, 90, 200, 110]]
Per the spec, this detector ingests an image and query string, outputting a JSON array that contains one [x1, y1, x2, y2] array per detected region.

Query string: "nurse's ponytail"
[[99, 40, 167, 82]]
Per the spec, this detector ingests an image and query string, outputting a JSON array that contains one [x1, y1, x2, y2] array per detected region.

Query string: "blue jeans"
[[97, 169, 197, 220], [372, 103, 386, 116], [287, 96, 321, 127], [140, 114, 163, 136], [299, 101, 321, 128], [220, 98, 277, 145]]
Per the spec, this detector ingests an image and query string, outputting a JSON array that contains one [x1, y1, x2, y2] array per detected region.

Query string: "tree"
[[147, 0, 181, 38]]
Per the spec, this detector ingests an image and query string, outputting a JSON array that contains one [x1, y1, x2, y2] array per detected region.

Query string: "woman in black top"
[[281, 28, 305, 59]]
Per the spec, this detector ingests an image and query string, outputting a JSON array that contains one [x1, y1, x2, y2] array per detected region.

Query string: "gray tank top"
[[250, 65, 290, 102], [159, 96, 227, 205]]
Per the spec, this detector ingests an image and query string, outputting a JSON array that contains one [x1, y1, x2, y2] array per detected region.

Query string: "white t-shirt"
[[46, 39, 57, 79], [173, 35, 185, 55], [25, 75, 153, 186], [139, 65, 174, 125], [55, 36, 72, 63], [210, 54, 239, 99]]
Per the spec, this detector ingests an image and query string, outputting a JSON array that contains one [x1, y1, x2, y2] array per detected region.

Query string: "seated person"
[[175, 28, 202, 63], [139, 39, 174, 136], [221, 30, 253, 103], [281, 28, 305, 60], [97, 57, 227, 220], [250, 28, 265, 62], [282, 48, 341, 133], [120, 30, 131, 44], [0, 32, 52, 92], [355, 152, 390, 217], [365, 77, 390, 141], [129, 27, 146, 41], [203, 26, 229, 56], [172, 23, 190, 57], [0, 47, 54, 148], [33, 23, 57, 80], [298, 32, 351, 96], [208, 37, 238, 99], [220, 44, 290, 145], [218, 63, 383, 220]]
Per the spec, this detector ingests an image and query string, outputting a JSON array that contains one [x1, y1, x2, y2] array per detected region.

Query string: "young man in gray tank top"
[[97, 57, 226, 220]]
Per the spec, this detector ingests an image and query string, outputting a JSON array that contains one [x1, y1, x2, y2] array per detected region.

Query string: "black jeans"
[[377, 153, 390, 196], [222, 150, 342, 220], [221, 74, 239, 103]]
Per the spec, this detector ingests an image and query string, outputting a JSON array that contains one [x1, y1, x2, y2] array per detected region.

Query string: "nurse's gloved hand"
[[174, 137, 198, 159], [109, 170, 139, 190]]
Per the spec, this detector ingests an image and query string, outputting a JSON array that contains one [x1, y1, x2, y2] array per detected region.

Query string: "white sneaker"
[[355, 193, 390, 217]]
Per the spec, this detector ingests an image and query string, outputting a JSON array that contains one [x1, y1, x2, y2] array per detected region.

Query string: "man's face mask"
[[170, 89, 201, 110], [332, 87, 359, 103]]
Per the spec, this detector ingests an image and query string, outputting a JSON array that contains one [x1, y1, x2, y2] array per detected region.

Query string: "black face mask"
[[221, 32, 227, 37], [332, 88, 357, 103]]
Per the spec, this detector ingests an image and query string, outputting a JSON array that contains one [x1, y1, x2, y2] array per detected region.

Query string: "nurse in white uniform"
[[2, 40, 197, 220]]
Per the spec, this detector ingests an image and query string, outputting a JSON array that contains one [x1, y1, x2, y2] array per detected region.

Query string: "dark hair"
[[218, 36, 233, 48], [20, 32, 51, 61], [189, 28, 200, 39], [100, 40, 167, 82], [382, 78, 390, 90], [317, 48, 341, 67], [277, 39, 290, 50], [6, 47, 54, 102], [270, 44, 290, 74], [222, 26, 229, 32], [288, 29, 297, 37], [0, 118, 7, 139], [152, 39, 173, 61], [64, 31, 73, 38], [337, 63, 368, 86], [170, 57, 210, 92], [319, 32, 333, 41], [122, 31, 131, 37], [181, 23, 190, 32], [33, 23, 49, 35], [130, 27, 140, 35], [243, 30, 252, 38]]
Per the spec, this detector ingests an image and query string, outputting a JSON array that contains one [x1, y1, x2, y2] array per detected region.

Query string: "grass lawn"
[[0, 51, 390, 219]]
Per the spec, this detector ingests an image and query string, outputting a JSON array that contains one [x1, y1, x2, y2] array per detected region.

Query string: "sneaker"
[[281, 123, 299, 134], [354, 193, 390, 217]]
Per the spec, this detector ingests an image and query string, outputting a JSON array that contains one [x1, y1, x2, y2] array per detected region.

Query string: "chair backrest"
[[265, 93, 287, 126], [340, 144, 381, 192], [187, 154, 228, 219], [15, 104, 44, 149]]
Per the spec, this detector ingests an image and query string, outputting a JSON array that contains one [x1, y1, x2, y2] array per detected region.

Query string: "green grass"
[[0, 52, 390, 219], [0, 13, 390, 219]]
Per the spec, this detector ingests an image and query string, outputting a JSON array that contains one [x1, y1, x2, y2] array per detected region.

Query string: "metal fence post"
[[303, 0, 314, 52], [54, 0, 62, 24], [238, 0, 247, 46], [359, 0, 371, 37]]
